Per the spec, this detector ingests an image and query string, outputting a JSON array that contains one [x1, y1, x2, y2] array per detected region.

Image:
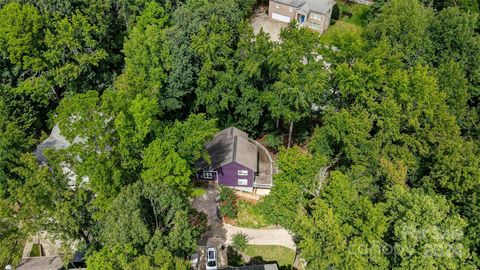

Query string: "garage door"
[[272, 12, 291, 23]]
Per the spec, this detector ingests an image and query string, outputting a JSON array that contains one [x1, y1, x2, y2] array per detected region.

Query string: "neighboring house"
[[16, 256, 64, 270], [197, 127, 274, 194], [269, 0, 335, 33], [227, 264, 279, 270], [35, 124, 73, 164], [35, 124, 88, 188]]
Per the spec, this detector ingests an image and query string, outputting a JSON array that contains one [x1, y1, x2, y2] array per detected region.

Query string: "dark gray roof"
[[35, 124, 85, 164], [35, 124, 71, 164], [17, 256, 64, 270], [206, 127, 258, 171], [227, 264, 279, 270], [273, 0, 334, 14], [272, 0, 305, 6]]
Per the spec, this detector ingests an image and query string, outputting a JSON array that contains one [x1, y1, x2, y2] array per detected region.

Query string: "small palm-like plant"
[[232, 232, 249, 252]]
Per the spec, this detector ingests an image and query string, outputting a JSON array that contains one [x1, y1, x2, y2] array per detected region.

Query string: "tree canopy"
[[1, 0, 480, 268]]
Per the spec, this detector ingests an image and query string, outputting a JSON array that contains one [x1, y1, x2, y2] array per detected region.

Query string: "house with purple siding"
[[197, 127, 274, 193]]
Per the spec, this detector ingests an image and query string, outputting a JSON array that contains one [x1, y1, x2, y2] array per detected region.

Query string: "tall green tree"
[[266, 26, 328, 147], [115, 2, 181, 113], [296, 172, 389, 270], [385, 186, 475, 269], [364, 0, 434, 65]]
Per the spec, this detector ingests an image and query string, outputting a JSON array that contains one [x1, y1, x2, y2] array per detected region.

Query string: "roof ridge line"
[[232, 135, 238, 163]]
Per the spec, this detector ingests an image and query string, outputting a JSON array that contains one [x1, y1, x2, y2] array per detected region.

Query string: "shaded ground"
[[192, 182, 227, 245], [245, 245, 295, 269]]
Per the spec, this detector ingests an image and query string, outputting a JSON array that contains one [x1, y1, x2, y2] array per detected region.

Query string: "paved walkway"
[[192, 182, 296, 251], [224, 224, 296, 250]]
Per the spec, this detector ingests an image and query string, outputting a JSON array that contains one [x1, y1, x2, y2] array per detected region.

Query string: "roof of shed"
[[206, 127, 258, 171]]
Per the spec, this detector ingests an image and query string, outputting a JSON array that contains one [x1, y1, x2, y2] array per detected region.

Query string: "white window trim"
[[203, 171, 213, 179], [311, 13, 320, 20], [238, 170, 248, 176], [238, 179, 248, 186], [310, 22, 320, 30]]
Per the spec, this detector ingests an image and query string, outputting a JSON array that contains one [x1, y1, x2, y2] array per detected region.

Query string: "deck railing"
[[249, 138, 275, 188]]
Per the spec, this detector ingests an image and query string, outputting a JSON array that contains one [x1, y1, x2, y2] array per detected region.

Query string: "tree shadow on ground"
[[248, 256, 293, 270], [227, 246, 244, 267]]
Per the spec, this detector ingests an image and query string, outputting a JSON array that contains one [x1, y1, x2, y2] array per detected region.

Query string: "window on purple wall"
[[238, 179, 248, 186]]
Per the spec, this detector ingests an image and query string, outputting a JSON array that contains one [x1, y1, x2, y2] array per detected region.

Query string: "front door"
[[298, 14, 305, 24]]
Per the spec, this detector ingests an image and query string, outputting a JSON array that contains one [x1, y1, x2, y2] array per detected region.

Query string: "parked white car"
[[205, 247, 217, 270]]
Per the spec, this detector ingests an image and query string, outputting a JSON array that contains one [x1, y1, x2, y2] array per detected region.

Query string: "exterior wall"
[[216, 162, 254, 188], [269, 1, 296, 20], [306, 12, 328, 33]]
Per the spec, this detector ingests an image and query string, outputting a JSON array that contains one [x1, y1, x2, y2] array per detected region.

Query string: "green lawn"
[[336, 1, 371, 27], [320, 20, 362, 45], [29, 244, 42, 257], [244, 245, 296, 268], [320, 2, 370, 45], [233, 200, 272, 229]]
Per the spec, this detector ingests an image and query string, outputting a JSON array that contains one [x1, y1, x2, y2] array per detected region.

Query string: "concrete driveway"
[[250, 12, 288, 42]]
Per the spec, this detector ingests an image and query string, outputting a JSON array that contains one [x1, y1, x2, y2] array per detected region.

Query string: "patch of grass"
[[232, 232, 249, 252], [234, 200, 272, 229], [337, 1, 371, 27], [29, 244, 42, 257], [244, 245, 295, 269], [320, 20, 362, 45]]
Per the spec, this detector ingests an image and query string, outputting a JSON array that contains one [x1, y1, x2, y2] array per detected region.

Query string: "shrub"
[[264, 133, 283, 151], [219, 186, 238, 219], [219, 185, 236, 202], [220, 200, 238, 219], [332, 3, 340, 20], [232, 232, 249, 252]]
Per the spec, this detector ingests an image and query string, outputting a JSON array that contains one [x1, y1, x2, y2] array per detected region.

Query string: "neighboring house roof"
[[35, 124, 71, 164], [272, 0, 333, 14], [35, 124, 89, 187], [17, 256, 64, 270], [227, 264, 279, 270], [35, 124, 85, 164], [205, 127, 258, 172]]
